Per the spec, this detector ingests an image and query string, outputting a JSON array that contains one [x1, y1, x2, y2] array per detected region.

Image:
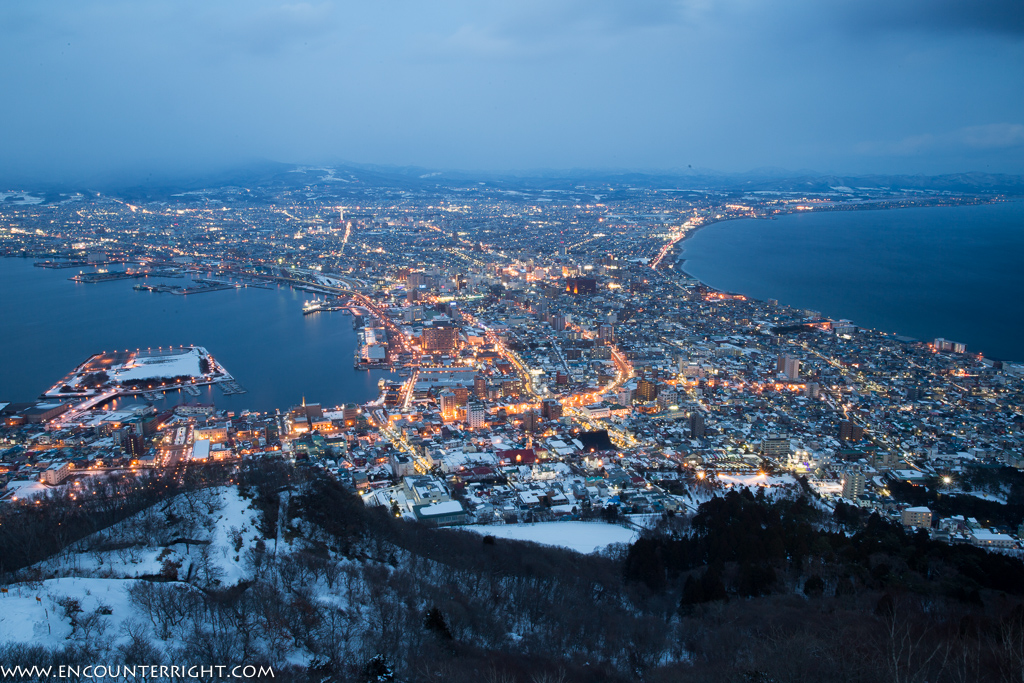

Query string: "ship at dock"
[[302, 297, 353, 315]]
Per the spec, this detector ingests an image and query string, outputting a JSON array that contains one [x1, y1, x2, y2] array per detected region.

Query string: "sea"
[[0, 259, 387, 411], [678, 200, 1024, 361]]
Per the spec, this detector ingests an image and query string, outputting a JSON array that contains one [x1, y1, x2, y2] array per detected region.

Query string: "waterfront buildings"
[[1, 175, 1021, 552]]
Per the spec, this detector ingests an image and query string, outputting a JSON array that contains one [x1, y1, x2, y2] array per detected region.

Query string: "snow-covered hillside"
[[457, 521, 638, 554], [0, 487, 270, 658]]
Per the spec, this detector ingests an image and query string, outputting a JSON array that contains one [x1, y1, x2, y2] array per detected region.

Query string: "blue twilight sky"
[[1, 0, 1022, 180]]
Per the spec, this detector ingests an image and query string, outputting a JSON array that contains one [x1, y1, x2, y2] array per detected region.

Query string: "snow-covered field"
[[957, 490, 1009, 504], [458, 521, 638, 554], [5, 480, 50, 501], [115, 348, 203, 382], [718, 473, 798, 493]]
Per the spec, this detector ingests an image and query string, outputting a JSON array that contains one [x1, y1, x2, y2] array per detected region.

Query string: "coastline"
[[0, 257, 387, 409], [669, 195, 997, 280], [663, 198, 1021, 361]]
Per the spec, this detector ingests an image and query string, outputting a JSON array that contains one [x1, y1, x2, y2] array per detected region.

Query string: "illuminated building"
[[422, 322, 458, 353], [841, 470, 866, 499], [439, 390, 457, 419], [565, 277, 596, 296], [541, 398, 562, 420], [636, 378, 658, 402], [501, 378, 523, 397], [467, 401, 486, 429], [839, 420, 864, 441], [761, 436, 789, 457], [934, 338, 966, 354], [777, 354, 800, 380]]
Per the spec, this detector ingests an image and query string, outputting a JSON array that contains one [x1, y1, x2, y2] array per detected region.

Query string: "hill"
[[2, 460, 1024, 682]]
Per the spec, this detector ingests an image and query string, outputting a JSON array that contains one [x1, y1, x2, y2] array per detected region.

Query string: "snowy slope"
[[458, 521, 638, 554], [0, 578, 136, 647]]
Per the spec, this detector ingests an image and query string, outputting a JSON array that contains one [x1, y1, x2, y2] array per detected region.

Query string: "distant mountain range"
[[6, 161, 1024, 200]]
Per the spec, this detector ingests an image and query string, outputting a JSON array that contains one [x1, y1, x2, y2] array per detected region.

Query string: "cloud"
[[956, 123, 1024, 149], [857, 123, 1024, 157], [419, 0, 709, 60], [839, 0, 1024, 37], [172, 1, 340, 58], [0, 0, 1020, 176]]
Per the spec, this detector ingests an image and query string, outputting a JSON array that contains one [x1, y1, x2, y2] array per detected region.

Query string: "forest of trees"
[[2, 460, 1024, 682]]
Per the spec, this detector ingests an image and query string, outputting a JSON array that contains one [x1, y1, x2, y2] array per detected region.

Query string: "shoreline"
[[670, 195, 998, 278], [0, 257, 386, 409], [664, 198, 1020, 361]]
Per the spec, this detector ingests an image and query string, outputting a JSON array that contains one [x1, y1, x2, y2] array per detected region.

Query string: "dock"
[[71, 271, 149, 283], [302, 297, 354, 315], [72, 268, 182, 283], [218, 380, 247, 395], [36, 260, 89, 269]]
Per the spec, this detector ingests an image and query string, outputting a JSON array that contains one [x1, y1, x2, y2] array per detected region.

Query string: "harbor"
[[133, 277, 274, 295], [302, 296, 355, 315], [0, 258, 390, 412]]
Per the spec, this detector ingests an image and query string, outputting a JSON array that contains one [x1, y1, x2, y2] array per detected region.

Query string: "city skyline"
[[2, 2, 1024, 680]]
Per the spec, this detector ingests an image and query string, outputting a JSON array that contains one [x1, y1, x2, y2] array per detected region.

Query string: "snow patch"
[[457, 521, 638, 554]]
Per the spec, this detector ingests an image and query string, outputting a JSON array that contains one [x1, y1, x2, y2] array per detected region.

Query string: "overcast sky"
[[2, 0, 1022, 180]]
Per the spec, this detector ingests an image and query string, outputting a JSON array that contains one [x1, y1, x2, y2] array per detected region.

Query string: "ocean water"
[[0, 259, 386, 410], [678, 201, 1024, 361]]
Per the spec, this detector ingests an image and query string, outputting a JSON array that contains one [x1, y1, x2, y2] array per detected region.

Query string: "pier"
[[302, 297, 355, 315], [35, 260, 89, 269], [218, 380, 247, 395], [71, 268, 182, 283]]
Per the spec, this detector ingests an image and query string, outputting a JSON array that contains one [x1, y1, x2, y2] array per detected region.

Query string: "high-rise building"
[[423, 322, 458, 353], [541, 398, 563, 420], [467, 401, 486, 429], [439, 390, 457, 418], [522, 410, 540, 433], [501, 378, 522, 397], [689, 411, 706, 439], [777, 354, 800, 380], [934, 338, 967, 354], [598, 323, 615, 344], [636, 378, 658, 402], [842, 470, 866, 499], [473, 374, 487, 398], [839, 420, 865, 441]]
